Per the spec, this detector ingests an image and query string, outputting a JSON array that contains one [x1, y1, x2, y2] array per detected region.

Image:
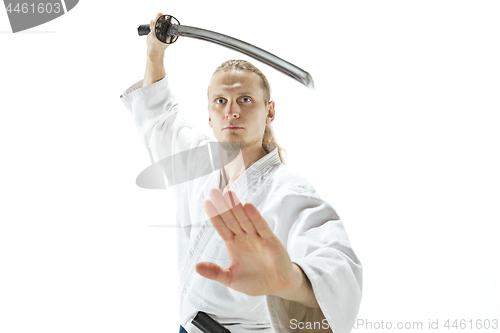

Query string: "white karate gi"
[[120, 76, 362, 333]]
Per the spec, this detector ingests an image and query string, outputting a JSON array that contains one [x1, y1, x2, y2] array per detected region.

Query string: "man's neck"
[[221, 142, 268, 190]]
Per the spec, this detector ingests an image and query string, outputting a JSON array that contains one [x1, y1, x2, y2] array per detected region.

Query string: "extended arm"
[[198, 187, 362, 332]]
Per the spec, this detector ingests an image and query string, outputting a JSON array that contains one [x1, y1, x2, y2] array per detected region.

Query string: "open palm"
[[196, 188, 295, 296]]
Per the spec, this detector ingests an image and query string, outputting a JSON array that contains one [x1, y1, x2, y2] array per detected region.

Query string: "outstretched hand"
[[196, 188, 296, 297]]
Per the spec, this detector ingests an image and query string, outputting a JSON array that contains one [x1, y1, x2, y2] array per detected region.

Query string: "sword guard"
[[154, 14, 180, 44]]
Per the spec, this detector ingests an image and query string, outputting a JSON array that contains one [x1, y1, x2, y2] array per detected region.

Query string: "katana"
[[138, 14, 314, 89]]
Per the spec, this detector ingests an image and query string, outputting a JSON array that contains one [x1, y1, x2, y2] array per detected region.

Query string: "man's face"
[[207, 70, 275, 150]]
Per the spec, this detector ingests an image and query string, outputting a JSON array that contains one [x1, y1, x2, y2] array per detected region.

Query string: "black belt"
[[192, 311, 231, 333]]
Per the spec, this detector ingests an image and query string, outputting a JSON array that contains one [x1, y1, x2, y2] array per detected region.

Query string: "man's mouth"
[[224, 126, 243, 130]]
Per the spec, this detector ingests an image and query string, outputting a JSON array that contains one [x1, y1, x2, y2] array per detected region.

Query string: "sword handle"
[[192, 311, 231, 333], [137, 24, 150, 36], [137, 14, 180, 44]]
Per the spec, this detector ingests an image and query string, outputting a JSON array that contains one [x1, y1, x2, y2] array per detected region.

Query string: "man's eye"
[[241, 97, 251, 103], [216, 98, 226, 104]]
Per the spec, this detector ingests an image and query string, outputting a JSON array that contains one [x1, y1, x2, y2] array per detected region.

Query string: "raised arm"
[[143, 12, 169, 87], [120, 12, 212, 170]]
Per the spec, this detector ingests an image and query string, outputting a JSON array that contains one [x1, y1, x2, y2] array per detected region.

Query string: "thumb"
[[195, 262, 231, 286]]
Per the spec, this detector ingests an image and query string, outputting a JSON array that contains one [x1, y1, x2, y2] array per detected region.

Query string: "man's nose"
[[225, 101, 240, 119]]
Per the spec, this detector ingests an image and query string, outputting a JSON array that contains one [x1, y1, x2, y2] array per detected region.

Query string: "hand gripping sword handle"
[[137, 15, 180, 44]]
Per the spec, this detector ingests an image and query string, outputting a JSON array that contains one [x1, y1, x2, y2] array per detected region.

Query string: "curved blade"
[[167, 24, 314, 89]]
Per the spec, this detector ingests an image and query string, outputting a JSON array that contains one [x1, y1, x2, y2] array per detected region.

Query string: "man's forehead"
[[208, 70, 262, 96]]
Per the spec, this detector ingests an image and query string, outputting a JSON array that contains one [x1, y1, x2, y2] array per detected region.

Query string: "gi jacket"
[[121, 76, 362, 333]]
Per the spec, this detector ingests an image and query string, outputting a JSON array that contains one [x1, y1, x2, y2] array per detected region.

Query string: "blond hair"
[[211, 59, 286, 164]]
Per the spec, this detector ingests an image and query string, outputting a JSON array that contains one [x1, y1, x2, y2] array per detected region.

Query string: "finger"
[[152, 13, 161, 28], [152, 13, 162, 31], [223, 191, 258, 236], [204, 200, 234, 241], [195, 262, 231, 287], [244, 203, 275, 240], [209, 188, 245, 236], [223, 189, 241, 208]]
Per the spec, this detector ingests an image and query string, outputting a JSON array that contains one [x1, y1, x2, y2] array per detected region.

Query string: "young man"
[[120, 13, 362, 333]]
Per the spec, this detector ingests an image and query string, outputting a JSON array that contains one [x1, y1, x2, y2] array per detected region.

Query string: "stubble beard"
[[223, 131, 258, 150], [224, 133, 249, 149]]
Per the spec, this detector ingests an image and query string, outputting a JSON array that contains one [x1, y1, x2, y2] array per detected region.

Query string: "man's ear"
[[207, 106, 213, 128], [266, 101, 276, 126]]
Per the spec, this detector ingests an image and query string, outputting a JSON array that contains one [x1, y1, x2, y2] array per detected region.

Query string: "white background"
[[1, 1, 498, 332]]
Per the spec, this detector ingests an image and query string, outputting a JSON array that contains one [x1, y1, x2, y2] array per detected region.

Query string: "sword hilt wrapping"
[[137, 14, 180, 44], [192, 311, 231, 333], [137, 24, 150, 36]]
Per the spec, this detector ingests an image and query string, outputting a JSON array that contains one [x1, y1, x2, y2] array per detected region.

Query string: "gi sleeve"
[[120, 76, 213, 230], [266, 191, 362, 333], [120, 76, 212, 162]]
